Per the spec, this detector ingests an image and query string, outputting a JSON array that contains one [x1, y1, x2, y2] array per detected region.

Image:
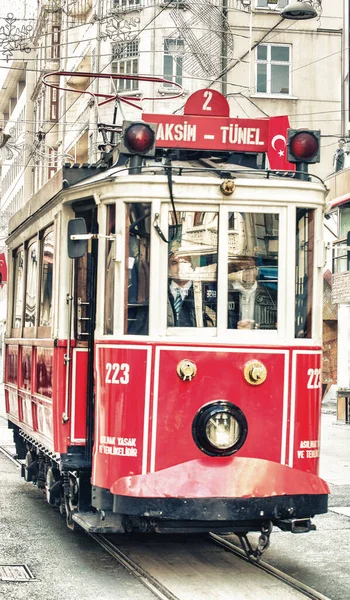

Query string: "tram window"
[[39, 229, 54, 332], [227, 212, 278, 330], [24, 239, 39, 329], [12, 248, 24, 331], [295, 208, 314, 338], [104, 204, 116, 334], [339, 206, 350, 239], [125, 203, 151, 335], [167, 211, 218, 328]]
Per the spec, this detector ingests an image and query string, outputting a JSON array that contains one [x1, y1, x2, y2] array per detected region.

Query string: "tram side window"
[[12, 248, 24, 331], [295, 208, 314, 338], [104, 204, 116, 335], [24, 239, 39, 329], [125, 203, 151, 335], [39, 229, 54, 331], [227, 212, 278, 330], [167, 211, 218, 328]]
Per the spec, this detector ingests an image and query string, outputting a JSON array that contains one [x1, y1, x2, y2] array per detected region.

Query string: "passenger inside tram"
[[168, 252, 197, 327], [228, 256, 278, 330], [167, 251, 217, 328]]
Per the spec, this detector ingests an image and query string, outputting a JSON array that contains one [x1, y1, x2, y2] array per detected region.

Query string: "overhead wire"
[[1, 0, 178, 184], [0, 2, 345, 179]]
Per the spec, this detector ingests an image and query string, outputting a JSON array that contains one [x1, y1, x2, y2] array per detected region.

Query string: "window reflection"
[[104, 204, 115, 334], [228, 212, 278, 330], [13, 249, 24, 329], [295, 209, 314, 338], [125, 203, 151, 335], [39, 230, 54, 329], [167, 211, 218, 328], [25, 240, 38, 328]]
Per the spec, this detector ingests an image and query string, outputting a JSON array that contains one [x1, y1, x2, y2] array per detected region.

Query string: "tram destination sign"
[[142, 89, 295, 170], [332, 271, 350, 304], [142, 112, 269, 153]]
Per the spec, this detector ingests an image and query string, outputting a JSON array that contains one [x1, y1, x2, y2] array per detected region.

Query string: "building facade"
[[0, 0, 345, 380]]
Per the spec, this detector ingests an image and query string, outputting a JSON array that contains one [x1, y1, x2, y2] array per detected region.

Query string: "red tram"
[[4, 88, 329, 555]]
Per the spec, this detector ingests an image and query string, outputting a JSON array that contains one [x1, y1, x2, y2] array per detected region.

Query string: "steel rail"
[[209, 532, 332, 600], [88, 533, 181, 600], [0, 444, 21, 468]]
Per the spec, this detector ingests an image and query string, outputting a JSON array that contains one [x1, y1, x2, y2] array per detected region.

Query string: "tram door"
[[69, 201, 98, 462]]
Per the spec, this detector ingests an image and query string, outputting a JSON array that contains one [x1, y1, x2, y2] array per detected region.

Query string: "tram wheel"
[[45, 467, 62, 506], [24, 450, 38, 483], [64, 475, 79, 531]]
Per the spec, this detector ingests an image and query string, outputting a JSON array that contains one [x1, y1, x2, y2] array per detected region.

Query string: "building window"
[[163, 39, 184, 87], [50, 86, 59, 121], [256, 0, 288, 8], [256, 44, 291, 95], [51, 26, 61, 59], [112, 41, 139, 92], [113, 0, 141, 9]]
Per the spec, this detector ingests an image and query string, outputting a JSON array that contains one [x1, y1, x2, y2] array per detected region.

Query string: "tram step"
[[72, 511, 125, 533]]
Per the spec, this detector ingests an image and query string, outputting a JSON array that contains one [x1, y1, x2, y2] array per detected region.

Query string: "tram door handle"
[[77, 297, 90, 338]]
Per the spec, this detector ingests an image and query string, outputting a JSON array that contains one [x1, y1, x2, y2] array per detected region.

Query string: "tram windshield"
[[228, 212, 278, 331], [167, 210, 278, 331], [167, 211, 218, 328]]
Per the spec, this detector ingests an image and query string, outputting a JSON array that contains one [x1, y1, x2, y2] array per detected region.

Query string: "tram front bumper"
[[110, 456, 329, 523]]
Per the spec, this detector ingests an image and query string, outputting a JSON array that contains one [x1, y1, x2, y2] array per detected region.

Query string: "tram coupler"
[[237, 521, 272, 562], [277, 518, 316, 533]]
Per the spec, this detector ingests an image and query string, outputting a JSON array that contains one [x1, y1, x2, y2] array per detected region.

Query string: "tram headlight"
[[192, 401, 248, 456]]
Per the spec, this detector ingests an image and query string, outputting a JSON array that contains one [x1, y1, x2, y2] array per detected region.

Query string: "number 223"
[[105, 363, 130, 384]]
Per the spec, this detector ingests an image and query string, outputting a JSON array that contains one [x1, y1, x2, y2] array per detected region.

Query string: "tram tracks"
[[92, 531, 332, 600], [0, 444, 332, 600], [209, 533, 331, 600], [88, 533, 180, 600]]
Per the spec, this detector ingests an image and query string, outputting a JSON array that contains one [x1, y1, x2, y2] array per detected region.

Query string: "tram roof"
[[7, 157, 327, 240], [67, 158, 324, 189], [326, 192, 350, 212]]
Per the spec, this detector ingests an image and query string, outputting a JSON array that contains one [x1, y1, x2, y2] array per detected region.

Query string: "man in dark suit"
[[167, 252, 197, 327]]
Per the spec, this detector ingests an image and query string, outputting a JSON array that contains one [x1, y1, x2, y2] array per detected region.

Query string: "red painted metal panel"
[[5, 387, 19, 420], [111, 456, 329, 498], [291, 351, 322, 474], [20, 346, 32, 391], [6, 345, 18, 385], [184, 89, 230, 117], [71, 349, 88, 442], [142, 113, 269, 153], [36, 348, 53, 398], [153, 347, 287, 472], [20, 394, 33, 429], [35, 397, 53, 441], [93, 345, 151, 489]]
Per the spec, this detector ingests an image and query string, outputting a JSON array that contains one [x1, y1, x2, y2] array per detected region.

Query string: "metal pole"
[[295, 163, 309, 181], [221, 0, 228, 97]]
